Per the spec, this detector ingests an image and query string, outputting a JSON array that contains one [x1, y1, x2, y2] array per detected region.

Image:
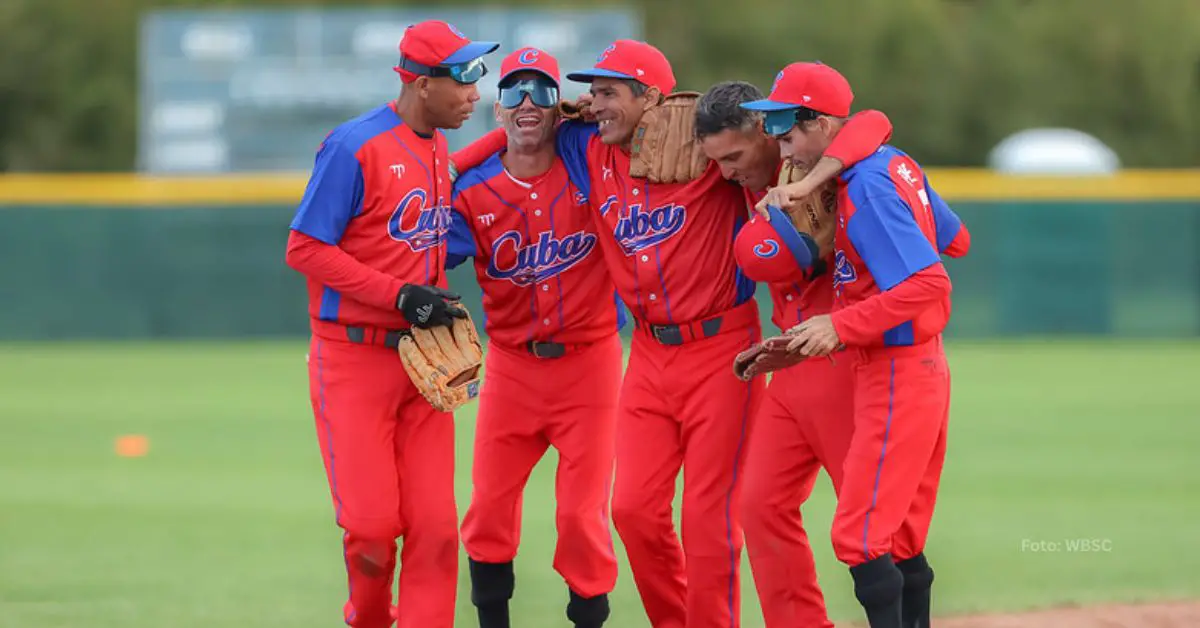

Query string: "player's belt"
[[345, 326, 405, 349], [526, 340, 568, 359], [636, 299, 759, 346], [311, 319, 406, 348]]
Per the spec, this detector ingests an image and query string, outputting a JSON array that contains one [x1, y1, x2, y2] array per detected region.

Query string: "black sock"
[[469, 559, 514, 628], [566, 589, 610, 628], [896, 553, 935, 628], [850, 553, 905, 628]]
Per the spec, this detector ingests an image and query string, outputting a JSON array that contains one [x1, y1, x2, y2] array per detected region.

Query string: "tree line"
[[1, 0, 1196, 171]]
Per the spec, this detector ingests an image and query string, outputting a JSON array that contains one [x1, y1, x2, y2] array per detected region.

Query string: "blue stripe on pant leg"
[[861, 359, 897, 562]]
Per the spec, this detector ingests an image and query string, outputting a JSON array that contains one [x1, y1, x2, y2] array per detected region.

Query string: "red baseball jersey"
[[556, 122, 754, 325], [447, 151, 625, 347], [832, 145, 968, 346], [289, 102, 453, 329]]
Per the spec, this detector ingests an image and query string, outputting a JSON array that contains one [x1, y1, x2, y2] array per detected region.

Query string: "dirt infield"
[[842, 600, 1200, 627]]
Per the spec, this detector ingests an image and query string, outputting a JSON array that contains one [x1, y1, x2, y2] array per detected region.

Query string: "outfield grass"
[[1, 339, 1198, 627]]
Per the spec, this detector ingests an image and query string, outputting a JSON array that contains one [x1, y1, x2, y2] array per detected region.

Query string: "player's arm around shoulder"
[[446, 168, 487, 271]]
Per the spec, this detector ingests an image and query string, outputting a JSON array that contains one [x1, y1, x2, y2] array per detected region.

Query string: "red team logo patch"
[[387, 188, 451, 252], [485, 229, 598, 287]]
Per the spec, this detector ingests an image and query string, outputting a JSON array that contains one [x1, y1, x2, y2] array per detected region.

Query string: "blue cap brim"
[[739, 99, 800, 112], [765, 205, 817, 270], [442, 41, 500, 65], [564, 68, 635, 83]]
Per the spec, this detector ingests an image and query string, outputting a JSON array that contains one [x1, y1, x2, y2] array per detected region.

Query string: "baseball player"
[[445, 47, 623, 628], [283, 20, 497, 628], [458, 39, 764, 627], [695, 80, 893, 628], [742, 61, 970, 628]]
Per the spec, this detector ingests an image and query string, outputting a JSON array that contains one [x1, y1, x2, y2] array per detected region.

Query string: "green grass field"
[[1, 339, 1198, 627]]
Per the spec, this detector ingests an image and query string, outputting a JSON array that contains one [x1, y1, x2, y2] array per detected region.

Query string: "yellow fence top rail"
[[0, 170, 1197, 206]]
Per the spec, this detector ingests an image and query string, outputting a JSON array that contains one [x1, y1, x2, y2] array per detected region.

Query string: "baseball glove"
[[557, 98, 596, 122], [776, 159, 839, 276], [397, 312, 484, 413], [733, 335, 807, 381], [629, 92, 710, 184]]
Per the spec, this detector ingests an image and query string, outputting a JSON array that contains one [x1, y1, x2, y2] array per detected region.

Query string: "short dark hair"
[[623, 79, 648, 97], [695, 81, 765, 140]]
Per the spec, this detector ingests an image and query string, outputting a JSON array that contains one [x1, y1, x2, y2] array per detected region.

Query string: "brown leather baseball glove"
[[397, 312, 483, 412]]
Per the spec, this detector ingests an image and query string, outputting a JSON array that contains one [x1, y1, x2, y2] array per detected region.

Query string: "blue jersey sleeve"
[[845, 173, 941, 291], [923, 174, 963, 254], [556, 121, 598, 198], [445, 206, 476, 270], [289, 140, 365, 244]]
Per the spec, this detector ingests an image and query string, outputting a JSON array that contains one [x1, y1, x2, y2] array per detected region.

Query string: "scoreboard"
[[138, 8, 640, 173]]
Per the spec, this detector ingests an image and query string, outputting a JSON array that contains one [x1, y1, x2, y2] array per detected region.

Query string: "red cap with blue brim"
[[734, 205, 819, 284], [565, 39, 676, 94]]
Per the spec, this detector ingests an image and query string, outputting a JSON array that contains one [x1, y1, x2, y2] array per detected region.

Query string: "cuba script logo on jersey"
[[486, 230, 598, 287], [602, 196, 687, 255], [833, 249, 857, 296], [388, 188, 450, 252]]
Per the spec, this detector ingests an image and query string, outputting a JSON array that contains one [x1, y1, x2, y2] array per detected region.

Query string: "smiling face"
[[587, 77, 658, 146], [495, 70, 558, 150], [699, 125, 778, 192]]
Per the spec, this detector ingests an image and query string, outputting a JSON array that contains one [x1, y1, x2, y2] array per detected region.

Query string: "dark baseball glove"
[[733, 335, 808, 381]]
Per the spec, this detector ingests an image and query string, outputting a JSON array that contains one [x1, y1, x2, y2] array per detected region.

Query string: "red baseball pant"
[[307, 329, 459, 628], [612, 303, 765, 628], [832, 338, 951, 566], [461, 334, 623, 596], [740, 356, 856, 628]]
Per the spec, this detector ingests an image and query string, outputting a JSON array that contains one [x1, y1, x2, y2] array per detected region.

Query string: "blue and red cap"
[[393, 20, 499, 83], [733, 206, 820, 284], [499, 47, 561, 86], [565, 40, 676, 94], [741, 62, 854, 117]]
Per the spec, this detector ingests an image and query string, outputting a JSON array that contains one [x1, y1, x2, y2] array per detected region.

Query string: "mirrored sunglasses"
[[763, 107, 820, 137], [498, 78, 560, 109], [395, 56, 488, 85]]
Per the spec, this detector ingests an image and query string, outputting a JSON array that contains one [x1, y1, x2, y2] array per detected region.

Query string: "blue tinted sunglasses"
[[498, 78, 559, 109], [763, 107, 820, 137], [395, 56, 488, 85]]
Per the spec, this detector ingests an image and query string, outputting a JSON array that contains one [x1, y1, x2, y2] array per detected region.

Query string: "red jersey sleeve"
[[451, 128, 506, 174], [824, 109, 893, 167], [831, 264, 950, 345], [285, 137, 406, 311]]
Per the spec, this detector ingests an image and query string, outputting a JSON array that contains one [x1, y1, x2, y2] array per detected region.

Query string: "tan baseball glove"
[[397, 312, 483, 413], [629, 92, 710, 184], [776, 158, 839, 276], [557, 98, 596, 122]]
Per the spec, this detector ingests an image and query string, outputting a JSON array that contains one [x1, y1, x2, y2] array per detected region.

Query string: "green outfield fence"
[[1, 173, 1198, 341]]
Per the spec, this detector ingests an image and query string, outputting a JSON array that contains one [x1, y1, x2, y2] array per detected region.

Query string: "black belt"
[[526, 340, 567, 359], [345, 326, 406, 349], [637, 317, 725, 346]]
